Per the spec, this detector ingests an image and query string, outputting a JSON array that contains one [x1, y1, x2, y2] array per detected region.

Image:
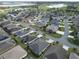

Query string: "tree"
[[38, 4, 49, 13]]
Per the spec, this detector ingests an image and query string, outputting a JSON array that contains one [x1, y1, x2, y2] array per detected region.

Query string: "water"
[[47, 4, 67, 8]]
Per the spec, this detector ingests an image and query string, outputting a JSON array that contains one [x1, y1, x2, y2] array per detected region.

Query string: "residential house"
[[28, 38, 50, 56], [7, 14, 16, 21], [21, 32, 38, 43], [36, 17, 49, 27], [13, 28, 30, 37], [46, 24, 59, 32], [0, 35, 10, 43], [46, 19, 59, 32], [4, 24, 22, 34], [0, 20, 11, 27]]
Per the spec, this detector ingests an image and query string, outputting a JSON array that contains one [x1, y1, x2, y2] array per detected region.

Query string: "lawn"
[[59, 21, 64, 26], [58, 27, 64, 31], [68, 48, 79, 56], [68, 37, 79, 46], [50, 32, 62, 38], [11, 35, 27, 49]]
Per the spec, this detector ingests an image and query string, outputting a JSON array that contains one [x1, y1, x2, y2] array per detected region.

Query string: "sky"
[[0, 0, 79, 2]]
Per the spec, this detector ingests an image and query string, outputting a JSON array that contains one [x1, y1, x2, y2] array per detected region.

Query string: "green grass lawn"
[[59, 21, 64, 26], [11, 35, 27, 49], [50, 32, 62, 38], [69, 28, 74, 31], [68, 37, 79, 46], [58, 27, 64, 31], [68, 48, 79, 56]]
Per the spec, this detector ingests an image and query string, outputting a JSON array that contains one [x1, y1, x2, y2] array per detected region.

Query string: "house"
[[3, 23, 19, 29], [36, 17, 49, 27], [21, 34, 37, 43], [28, 38, 50, 56], [21, 32, 38, 43], [46, 18, 60, 32], [0, 20, 11, 27], [0, 35, 10, 43], [2, 22, 22, 34], [9, 26, 22, 34], [51, 18, 60, 25], [14, 28, 29, 37], [14, 30, 28, 37], [7, 14, 16, 21], [4, 24, 22, 34], [15, 10, 30, 21], [72, 15, 79, 32], [69, 52, 79, 59], [44, 45, 67, 59], [46, 24, 59, 32], [0, 45, 27, 59]]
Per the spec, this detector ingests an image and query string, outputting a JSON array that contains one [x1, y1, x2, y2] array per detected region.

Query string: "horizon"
[[0, 0, 79, 2]]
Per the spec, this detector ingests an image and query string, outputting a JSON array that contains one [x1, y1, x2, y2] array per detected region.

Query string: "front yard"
[[50, 32, 62, 38], [58, 27, 64, 31]]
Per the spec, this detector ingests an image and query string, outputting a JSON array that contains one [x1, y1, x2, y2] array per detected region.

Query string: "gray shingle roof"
[[28, 38, 49, 55], [0, 20, 11, 27], [21, 35, 36, 43]]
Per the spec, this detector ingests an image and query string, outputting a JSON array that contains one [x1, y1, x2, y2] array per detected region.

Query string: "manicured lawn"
[[60, 22, 64, 26], [50, 32, 62, 38], [68, 38, 79, 46], [69, 32, 75, 36], [69, 25, 75, 31], [11, 35, 27, 49], [58, 27, 64, 31], [69, 28, 74, 31], [68, 38, 75, 43]]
